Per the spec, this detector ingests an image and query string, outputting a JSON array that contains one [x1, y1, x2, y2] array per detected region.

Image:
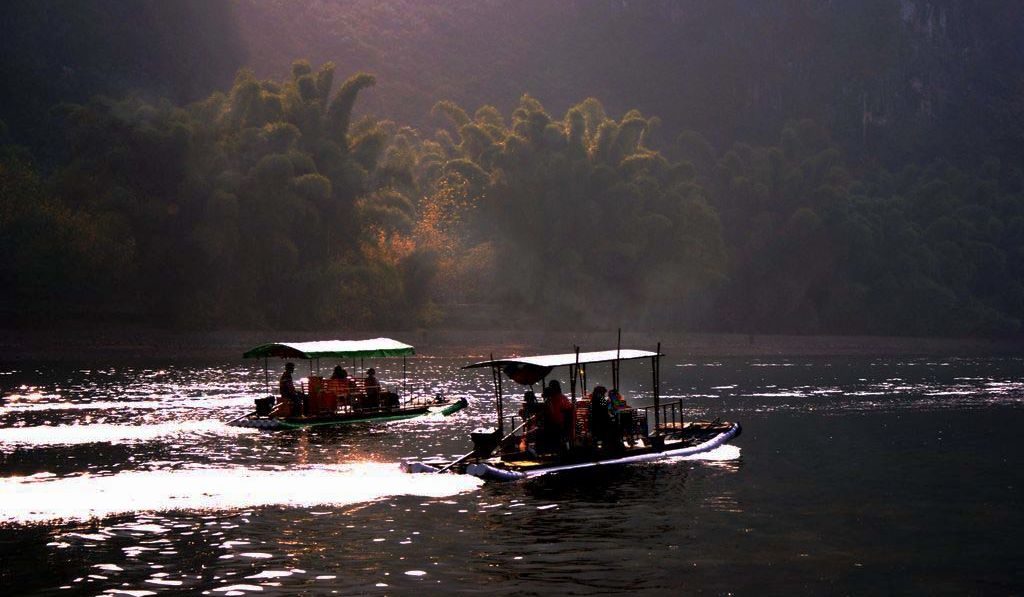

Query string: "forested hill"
[[2, 0, 1024, 336]]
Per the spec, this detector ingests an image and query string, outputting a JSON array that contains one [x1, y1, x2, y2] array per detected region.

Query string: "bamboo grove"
[[3, 62, 1023, 335]]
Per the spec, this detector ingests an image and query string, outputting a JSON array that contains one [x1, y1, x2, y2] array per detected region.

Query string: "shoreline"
[[0, 326, 1019, 362]]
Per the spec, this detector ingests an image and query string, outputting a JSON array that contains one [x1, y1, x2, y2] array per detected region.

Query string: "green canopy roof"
[[243, 338, 415, 360]]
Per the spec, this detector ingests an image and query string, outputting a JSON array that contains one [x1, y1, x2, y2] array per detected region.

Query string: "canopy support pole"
[[571, 347, 580, 449], [653, 341, 661, 434], [614, 328, 622, 390], [403, 356, 407, 394], [570, 346, 579, 404], [263, 357, 269, 395], [491, 355, 503, 437]]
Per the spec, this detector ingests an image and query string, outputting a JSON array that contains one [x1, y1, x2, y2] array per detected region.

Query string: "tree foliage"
[[4, 47, 1024, 336], [1, 65, 439, 328], [703, 121, 1024, 335], [411, 96, 727, 327]]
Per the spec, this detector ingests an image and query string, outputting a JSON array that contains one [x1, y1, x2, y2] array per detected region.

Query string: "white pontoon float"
[[402, 336, 740, 480]]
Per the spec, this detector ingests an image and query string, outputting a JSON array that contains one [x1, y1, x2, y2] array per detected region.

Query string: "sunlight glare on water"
[[0, 462, 482, 524], [0, 355, 1021, 594], [0, 420, 256, 447], [672, 444, 741, 462]]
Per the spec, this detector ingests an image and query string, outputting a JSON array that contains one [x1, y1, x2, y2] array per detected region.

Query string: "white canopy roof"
[[464, 349, 660, 369]]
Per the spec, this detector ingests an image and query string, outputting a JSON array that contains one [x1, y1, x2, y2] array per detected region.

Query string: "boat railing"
[[495, 411, 540, 454], [636, 399, 686, 435]]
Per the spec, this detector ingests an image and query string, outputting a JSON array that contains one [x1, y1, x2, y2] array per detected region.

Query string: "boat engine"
[[254, 396, 275, 416], [470, 427, 500, 457]]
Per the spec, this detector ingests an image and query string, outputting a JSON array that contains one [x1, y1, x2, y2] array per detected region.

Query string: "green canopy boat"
[[230, 337, 467, 430], [243, 338, 417, 360]]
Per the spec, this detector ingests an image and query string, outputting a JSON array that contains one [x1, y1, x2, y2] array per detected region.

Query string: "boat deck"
[[405, 420, 739, 477], [230, 398, 467, 429], [491, 431, 717, 470]]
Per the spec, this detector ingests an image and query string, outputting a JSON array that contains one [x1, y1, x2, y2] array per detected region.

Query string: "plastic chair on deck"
[[573, 399, 591, 446]]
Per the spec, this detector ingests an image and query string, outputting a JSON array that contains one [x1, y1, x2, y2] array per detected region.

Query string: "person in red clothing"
[[538, 379, 573, 453]]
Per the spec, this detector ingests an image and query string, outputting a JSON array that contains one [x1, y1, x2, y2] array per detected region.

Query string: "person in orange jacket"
[[539, 380, 572, 452]]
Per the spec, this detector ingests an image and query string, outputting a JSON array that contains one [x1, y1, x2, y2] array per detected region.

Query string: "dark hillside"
[[234, 0, 1024, 167], [0, 0, 245, 157], [2, 0, 1024, 337]]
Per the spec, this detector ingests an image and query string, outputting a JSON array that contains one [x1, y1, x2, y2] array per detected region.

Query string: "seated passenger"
[[608, 389, 634, 446], [608, 388, 628, 411], [538, 380, 572, 453], [589, 385, 620, 450], [329, 367, 349, 399], [364, 367, 380, 409]]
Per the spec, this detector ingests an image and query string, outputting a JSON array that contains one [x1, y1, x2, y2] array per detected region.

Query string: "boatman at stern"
[[280, 362, 306, 416]]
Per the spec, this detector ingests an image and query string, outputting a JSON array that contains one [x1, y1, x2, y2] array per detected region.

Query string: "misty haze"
[[1, 2, 1022, 595]]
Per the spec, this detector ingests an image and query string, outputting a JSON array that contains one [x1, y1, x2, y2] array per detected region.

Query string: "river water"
[[1, 353, 1021, 595]]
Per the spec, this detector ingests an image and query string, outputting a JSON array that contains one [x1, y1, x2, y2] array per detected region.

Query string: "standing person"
[[331, 365, 347, 380], [519, 390, 542, 420], [518, 390, 542, 451], [279, 362, 306, 417]]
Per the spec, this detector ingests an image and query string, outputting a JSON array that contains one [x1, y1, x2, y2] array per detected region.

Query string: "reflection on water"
[[0, 355, 1022, 594]]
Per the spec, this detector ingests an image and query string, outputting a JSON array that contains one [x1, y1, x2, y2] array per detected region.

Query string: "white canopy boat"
[[402, 335, 740, 480]]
